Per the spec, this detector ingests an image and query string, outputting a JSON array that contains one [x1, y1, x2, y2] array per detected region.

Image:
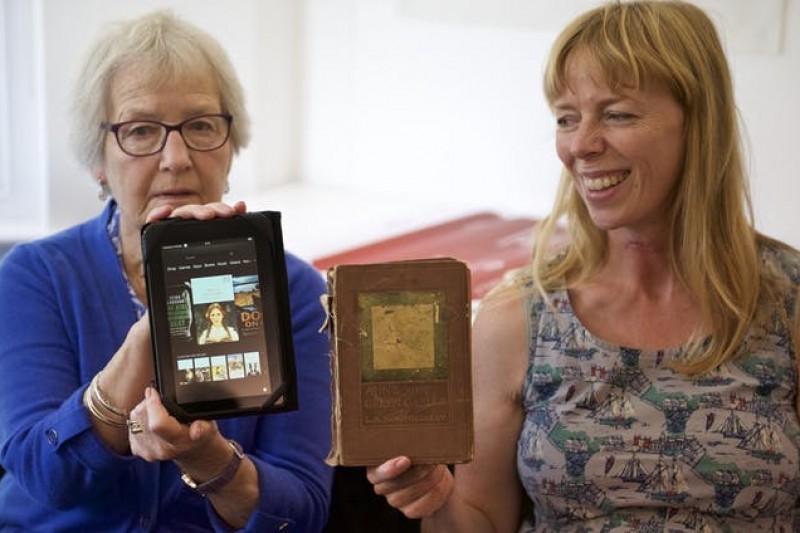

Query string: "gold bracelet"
[[91, 372, 129, 417], [83, 384, 128, 428]]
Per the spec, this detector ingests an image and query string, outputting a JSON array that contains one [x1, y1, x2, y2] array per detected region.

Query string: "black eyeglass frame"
[[100, 113, 234, 157]]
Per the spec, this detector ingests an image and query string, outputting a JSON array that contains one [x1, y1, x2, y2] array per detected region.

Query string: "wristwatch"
[[181, 439, 245, 495]]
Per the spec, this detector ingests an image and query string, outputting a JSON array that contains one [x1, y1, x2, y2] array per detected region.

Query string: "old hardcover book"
[[325, 258, 474, 466]]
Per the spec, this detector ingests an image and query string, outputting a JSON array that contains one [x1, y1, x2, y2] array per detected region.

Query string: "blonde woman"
[[368, 1, 800, 531]]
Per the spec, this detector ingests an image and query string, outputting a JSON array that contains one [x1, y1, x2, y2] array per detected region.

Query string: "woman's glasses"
[[100, 113, 233, 157]]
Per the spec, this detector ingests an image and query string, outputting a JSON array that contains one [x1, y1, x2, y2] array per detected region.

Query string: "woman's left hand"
[[129, 387, 258, 528], [128, 387, 220, 464], [146, 200, 248, 225]]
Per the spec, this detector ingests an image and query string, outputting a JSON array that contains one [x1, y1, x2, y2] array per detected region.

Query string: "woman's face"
[[209, 308, 224, 325], [96, 64, 233, 236], [553, 52, 685, 237]]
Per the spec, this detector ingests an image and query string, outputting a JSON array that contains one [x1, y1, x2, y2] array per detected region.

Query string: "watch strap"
[[181, 439, 245, 495]]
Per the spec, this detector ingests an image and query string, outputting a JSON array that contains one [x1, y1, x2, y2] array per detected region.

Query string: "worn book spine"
[[326, 270, 345, 466]]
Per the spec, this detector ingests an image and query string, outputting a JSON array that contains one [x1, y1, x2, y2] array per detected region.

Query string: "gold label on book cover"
[[358, 290, 449, 382], [371, 302, 435, 370]]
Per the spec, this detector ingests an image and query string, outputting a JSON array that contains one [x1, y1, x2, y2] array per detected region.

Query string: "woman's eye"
[[606, 112, 634, 122], [187, 120, 214, 132], [124, 124, 159, 138], [556, 116, 577, 129]]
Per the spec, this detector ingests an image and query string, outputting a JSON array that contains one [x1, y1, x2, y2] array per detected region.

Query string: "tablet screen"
[[142, 212, 295, 421], [161, 236, 275, 404]]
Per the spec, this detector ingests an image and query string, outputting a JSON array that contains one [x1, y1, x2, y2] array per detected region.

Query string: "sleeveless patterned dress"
[[516, 246, 800, 532]]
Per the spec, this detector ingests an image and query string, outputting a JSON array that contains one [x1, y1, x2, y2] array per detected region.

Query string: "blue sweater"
[[0, 202, 333, 532]]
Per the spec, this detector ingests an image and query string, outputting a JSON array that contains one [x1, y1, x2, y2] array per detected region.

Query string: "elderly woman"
[[367, 1, 800, 531], [0, 11, 332, 531]]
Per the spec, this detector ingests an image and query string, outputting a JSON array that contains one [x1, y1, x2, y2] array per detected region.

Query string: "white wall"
[[301, 0, 800, 249], [0, 1, 48, 240], [1, 0, 799, 250], [0, 0, 300, 239]]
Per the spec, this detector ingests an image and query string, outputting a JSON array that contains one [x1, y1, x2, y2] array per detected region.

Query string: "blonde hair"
[[69, 10, 250, 170], [531, 0, 770, 373]]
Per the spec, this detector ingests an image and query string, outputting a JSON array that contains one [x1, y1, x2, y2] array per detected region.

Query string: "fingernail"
[[385, 457, 402, 472]]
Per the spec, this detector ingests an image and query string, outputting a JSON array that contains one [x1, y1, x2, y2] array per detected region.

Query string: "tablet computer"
[[141, 211, 297, 422]]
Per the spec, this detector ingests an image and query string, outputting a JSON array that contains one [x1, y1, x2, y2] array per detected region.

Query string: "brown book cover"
[[324, 258, 474, 466]]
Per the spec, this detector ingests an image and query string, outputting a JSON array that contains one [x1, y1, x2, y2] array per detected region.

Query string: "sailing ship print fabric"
[[516, 247, 800, 532]]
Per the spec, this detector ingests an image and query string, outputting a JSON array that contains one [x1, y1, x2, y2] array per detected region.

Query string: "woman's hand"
[[129, 388, 259, 528], [127, 387, 220, 464], [366, 457, 454, 518], [146, 200, 248, 224], [84, 314, 155, 454]]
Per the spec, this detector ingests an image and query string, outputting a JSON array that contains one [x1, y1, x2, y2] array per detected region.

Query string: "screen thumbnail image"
[[177, 356, 195, 385], [244, 352, 272, 394], [210, 355, 229, 381], [191, 275, 240, 345], [193, 301, 240, 345], [234, 275, 263, 338], [181, 356, 211, 383], [227, 353, 245, 379], [244, 351, 262, 376], [166, 284, 193, 339]]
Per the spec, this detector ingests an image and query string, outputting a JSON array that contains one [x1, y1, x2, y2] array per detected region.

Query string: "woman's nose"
[[159, 130, 192, 171], [570, 121, 604, 158]]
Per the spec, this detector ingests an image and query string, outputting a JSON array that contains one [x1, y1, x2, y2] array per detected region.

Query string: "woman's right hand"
[[366, 456, 454, 518], [145, 200, 247, 224], [84, 313, 156, 453]]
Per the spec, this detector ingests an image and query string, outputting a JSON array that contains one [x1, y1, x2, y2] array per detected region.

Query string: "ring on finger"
[[127, 419, 144, 435]]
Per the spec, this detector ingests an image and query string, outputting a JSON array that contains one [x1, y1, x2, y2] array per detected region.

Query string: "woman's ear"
[[96, 182, 110, 201], [93, 168, 111, 201]]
